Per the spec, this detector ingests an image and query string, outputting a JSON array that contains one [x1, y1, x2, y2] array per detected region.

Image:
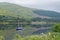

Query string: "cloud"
[[0, 0, 60, 12], [0, 0, 36, 4], [0, 0, 59, 5]]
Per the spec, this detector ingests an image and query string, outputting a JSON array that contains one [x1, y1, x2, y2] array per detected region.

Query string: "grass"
[[0, 2, 34, 19], [13, 32, 60, 40], [0, 32, 60, 40]]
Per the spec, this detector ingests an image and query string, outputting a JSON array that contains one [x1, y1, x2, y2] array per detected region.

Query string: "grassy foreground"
[[13, 32, 60, 40], [0, 32, 60, 40]]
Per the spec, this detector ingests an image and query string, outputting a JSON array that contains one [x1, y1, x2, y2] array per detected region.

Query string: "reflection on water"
[[32, 28, 51, 34]]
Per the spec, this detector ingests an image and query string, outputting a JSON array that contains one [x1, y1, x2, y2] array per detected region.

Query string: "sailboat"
[[16, 17, 23, 31]]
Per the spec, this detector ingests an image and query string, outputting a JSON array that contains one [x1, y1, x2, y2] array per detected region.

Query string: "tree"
[[51, 23, 60, 32]]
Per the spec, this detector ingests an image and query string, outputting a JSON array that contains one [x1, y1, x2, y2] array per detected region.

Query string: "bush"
[[0, 36, 5, 40], [13, 32, 60, 40], [0, 32, 60, 40], [51, 23, 60, 32]]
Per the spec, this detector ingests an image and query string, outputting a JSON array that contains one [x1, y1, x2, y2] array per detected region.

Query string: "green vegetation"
[[0, 2, 60, 19], [0, 2, 59, 30], [19, 33, 60, 40], [0, 32, 60, 40], [0, 2, 34, 19], [0, 2, 60, 40], [51, 23, 60, 32], [0, 36, 5, 40], [33, 10, 60, 17]]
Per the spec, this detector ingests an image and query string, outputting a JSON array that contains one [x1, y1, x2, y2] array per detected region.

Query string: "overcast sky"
[[0, 0, 60, 12]]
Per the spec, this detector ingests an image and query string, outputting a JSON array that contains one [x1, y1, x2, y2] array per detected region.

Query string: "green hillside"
[[0, 2, 33, 19], [0, 2, 60, 19], [33, 10, 60, 17]]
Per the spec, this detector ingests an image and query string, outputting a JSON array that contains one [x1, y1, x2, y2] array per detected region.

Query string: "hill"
[[0, 2, 34, 19], [0, 2, 60, 19], [33, 10, 60, 17], [0, 2, 60, 37]]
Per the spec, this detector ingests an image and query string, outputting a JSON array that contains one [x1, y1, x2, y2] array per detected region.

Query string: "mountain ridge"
[[0, 2, 34, 19], [0, 2, 60, 19]]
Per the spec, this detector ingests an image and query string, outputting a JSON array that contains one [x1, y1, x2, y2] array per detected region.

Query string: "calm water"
[[32, 28, 51, 34]]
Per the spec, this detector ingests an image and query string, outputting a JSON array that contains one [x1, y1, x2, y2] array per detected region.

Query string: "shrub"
[[51, 23, 60, 32]]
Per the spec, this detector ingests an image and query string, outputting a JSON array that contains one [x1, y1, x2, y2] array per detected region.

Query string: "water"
[[32, 28, 51, 34]]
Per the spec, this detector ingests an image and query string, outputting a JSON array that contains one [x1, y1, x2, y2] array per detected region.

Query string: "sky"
[[0, 0, 60, 12]]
